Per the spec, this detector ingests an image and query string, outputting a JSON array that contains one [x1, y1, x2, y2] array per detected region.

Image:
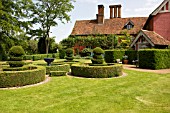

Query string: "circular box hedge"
[[0, 65, 46, 88], [71, 63, 123, 78], [35, 63, 70, 74]]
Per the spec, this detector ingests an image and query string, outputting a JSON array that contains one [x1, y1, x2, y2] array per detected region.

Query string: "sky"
[[50, 0, 163, 43]]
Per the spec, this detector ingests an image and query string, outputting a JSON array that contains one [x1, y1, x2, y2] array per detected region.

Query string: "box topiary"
[[91, 47, 104, 64], [71, 63, 123, 78], [8, 46, 25, 67], [65, 48, 74, 61], [0, 65, 46, 88]]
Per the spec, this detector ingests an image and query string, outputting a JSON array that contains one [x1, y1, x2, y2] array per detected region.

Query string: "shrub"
[[8, 46, 25, 57], [33, 55, 42, 61], [91, 47, 104, 64], [8, 46, 25, 67], [3, 66, 37, 71], [93, 47, 104, 54], [50, 71, 66, 76], [71, 63, 123, 78], [7, 61, 25, 67], [125, 50, 138, 64], [139, 49, 170, 69], [36, 63, 70, 74], [59, 49, 65, 59], [81, 48, 92, 57], [105, 50, 125, 63], [0, 65, 46, 88], [65, 48, 74, 61], [23, 55, 33, 60]]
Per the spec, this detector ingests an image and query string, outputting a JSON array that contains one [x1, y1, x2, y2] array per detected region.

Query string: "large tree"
[[0, 0, 34, 60], [31, 0, 74, 54]]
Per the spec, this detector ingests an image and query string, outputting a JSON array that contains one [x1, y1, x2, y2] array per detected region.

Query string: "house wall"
[[153, 12, 170, 41]]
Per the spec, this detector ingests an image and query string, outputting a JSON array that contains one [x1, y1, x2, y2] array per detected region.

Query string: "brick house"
[[70, 4, 147, 51], [130, 0, 170, 50]]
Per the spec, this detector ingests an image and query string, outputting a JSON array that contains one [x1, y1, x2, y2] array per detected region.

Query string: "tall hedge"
[[125, 50, 138, 64], [105, 50, 137, 64], [139, 49, 170, 69], [105, 50, 125, 63]]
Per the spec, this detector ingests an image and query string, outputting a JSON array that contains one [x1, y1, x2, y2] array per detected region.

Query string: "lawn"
[[0, 69, 169, 113]]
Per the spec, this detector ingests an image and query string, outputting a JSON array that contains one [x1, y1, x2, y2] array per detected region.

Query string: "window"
[[124, 20, 134, 30], [127, 25, 132, 30]]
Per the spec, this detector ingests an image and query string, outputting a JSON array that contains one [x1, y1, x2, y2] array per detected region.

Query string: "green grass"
[[0, 69, 170, 113]]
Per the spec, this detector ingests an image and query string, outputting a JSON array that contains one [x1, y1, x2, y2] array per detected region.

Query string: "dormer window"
[[127, 25, 132, 30], [124, 20, 134, 30]]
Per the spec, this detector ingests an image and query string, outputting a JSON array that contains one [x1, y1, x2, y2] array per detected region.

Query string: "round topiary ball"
[[8, 46, 25, 67], [65, 48, 73, 55], [9, 46, 25, 57], [93, 47, 104, 55]]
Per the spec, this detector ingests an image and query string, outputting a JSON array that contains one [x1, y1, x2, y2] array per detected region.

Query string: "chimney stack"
[[96, 5, 104, 24], [109, 5, 122, 19]]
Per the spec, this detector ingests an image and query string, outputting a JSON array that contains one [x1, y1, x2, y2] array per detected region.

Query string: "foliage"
[[80, 48, 91, 57], [50, 71, 66, 76], [125, 50, 138, 64], [35, 64, 70, 74], [65, 48, 74, 61], [91, 47, 104, 64], [8, 46, 25, 57], [139, 49, 170, 69], [8, 46, 25, 67], [71, 63, 123, 78], [0, 65, 45, 88], [59, 49, 65, 59], [105, 50, 125, 63], [30, 0, 74, 54]]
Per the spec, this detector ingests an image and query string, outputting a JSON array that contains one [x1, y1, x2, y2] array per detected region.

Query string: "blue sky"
[[51, 0, 163, 43]]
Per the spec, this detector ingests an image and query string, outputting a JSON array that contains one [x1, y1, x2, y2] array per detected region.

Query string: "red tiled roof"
[[71, 17, 148, 36], [142, 30, 170, 45]]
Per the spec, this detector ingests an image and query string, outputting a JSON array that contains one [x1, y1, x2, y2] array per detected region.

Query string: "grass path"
[[0, 69, 170, 113]]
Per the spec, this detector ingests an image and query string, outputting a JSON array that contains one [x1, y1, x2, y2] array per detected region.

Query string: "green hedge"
[[139, 49, 170, 69], [0, 65, 46, 88], [23, 53, 58, 61], [105, 50, 125, 63], [3, 66, 37, 71], [36, 63, 70, 74], [105, 50, 137, 64], [125, 50, 138, 64], [71, 64, 123, 78], [50, 71, 66, 76]]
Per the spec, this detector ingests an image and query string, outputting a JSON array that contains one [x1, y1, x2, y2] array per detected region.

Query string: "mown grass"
[[0, 69, 169, 113]]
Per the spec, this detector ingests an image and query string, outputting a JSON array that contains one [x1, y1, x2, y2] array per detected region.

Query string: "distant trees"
[[0, 0, 74, 60], [30, 0, 74, 54]]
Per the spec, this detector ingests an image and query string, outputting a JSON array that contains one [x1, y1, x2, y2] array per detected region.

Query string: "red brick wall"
[[153, 12, 170, 41]]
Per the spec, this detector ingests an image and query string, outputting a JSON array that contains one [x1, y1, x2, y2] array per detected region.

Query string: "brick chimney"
[[109, 5, 122, 18], [96, 5, 104, 24]]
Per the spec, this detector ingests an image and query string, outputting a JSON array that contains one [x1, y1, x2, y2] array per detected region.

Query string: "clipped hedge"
[[125, 50, 138, 64], [0, 65, 46, 88], [105, 50, 137, 64], [23, 53, 58, 61], [71, 64, 123, 78], [36, 63, 70, 74], [105, 50, 125, 63], [50, 71, 66, 76], [139, 49, 170, 69]]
